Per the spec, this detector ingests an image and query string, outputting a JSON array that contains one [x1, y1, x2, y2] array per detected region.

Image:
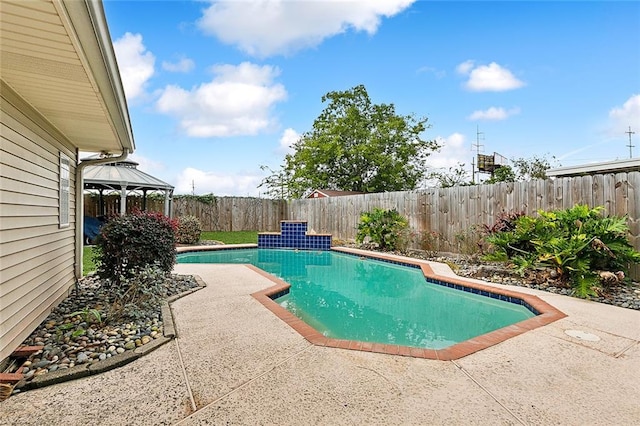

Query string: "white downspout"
[[74, 149, 129, 279]]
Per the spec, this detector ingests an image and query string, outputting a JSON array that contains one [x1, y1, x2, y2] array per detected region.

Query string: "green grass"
[[200, 231, 258, 244], [83, 231, 257, 276], [83, 246, 97, 276]]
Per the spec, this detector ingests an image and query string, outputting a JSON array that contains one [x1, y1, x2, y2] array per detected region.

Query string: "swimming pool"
[[177, 248, 560, 354]]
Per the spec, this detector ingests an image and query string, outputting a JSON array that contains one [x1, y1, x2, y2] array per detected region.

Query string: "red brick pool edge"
[[249, 248, 567, 361]]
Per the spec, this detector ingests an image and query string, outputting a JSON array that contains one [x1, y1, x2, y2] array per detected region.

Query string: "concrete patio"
[[1, 261, 639, 425]]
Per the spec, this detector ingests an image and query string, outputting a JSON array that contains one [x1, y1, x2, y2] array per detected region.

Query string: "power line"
[[625, 126, 635, 158]]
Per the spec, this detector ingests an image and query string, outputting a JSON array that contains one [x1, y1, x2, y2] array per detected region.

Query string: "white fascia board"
[[55, 0, 135, 154]]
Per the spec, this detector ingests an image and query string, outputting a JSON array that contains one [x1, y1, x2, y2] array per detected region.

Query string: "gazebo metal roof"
[[83, 156, 174, 216], [84, 159, 174, 191]]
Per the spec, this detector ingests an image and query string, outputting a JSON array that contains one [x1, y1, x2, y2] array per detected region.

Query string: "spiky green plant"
[[356, 208, 409, 251], [484, 205, 640, 298]]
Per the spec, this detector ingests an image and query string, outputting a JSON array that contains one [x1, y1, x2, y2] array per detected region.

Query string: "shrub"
[[478, 210, 526, 254], [356, 208, 409, 251], [454, 227, 483, 256], [484, 205, 640, 298], [175, 215, 202, 244], [414, 230, 443, 256], [482, 210, 525, 235], [94, 211, 177, 287], [107, 264, 169, 322]]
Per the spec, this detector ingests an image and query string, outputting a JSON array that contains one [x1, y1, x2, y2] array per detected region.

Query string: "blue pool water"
[[177, 249, 535, 349]]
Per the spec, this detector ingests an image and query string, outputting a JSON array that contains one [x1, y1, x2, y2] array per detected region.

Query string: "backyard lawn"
[[83, 246, 97, 275], [200, 231, 258, 244], [83, 231, 259, 275]]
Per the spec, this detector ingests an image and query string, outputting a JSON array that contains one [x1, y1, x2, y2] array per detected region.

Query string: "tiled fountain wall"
[[258, 221, 332, 250]]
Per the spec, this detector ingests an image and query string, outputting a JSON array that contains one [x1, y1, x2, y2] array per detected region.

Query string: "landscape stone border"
[[15, 275, 207, 391]]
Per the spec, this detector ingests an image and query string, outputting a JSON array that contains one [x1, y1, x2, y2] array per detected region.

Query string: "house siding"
[[0, 84, 78, 361]]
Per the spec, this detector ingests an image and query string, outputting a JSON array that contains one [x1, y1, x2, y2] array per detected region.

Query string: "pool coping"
[[249, 247, 566, 360], [177, 245, 567, 360]]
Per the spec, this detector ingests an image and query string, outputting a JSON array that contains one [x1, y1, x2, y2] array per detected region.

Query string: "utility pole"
[[471, 125, 484, 183], [471, 157, 476, 184], [625, 126, 635, 158], [191, 180, 195, 196]]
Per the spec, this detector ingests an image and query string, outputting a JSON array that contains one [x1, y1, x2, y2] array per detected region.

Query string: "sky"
[[101, 0, 640, 197]]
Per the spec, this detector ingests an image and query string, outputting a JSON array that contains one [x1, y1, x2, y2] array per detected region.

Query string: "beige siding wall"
[[1, 84, 78, 361]]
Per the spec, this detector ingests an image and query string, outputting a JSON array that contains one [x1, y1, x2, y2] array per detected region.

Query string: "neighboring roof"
[[0, 0, 134, 154], [308, 189, 365, 198], [84, 158, 174, 192], [546, 158, 640, 178]]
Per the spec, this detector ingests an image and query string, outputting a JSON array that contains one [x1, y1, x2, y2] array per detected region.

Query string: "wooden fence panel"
[[171, 196, 284, 232], [295, 172, 639, 277], [627, 172, 639, 278]]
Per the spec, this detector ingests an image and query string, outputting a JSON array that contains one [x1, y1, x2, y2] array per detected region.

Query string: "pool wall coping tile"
[[247, 247, 567, 361], [176, 244, 258, 253]]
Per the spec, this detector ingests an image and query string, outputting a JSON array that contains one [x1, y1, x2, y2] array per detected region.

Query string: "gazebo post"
[[164, 189, 172, 217], [98, 189, 104, 217], [142, 189, 147, 211], [120, 183, 127, 215]]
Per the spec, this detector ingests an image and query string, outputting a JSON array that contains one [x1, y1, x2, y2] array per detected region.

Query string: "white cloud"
[[162, 57, 195, 73], [468, 106, 521, 121], [458, 61, 525, 92], [128, 153, 166, 175], [155, 62, 287, 137], [456, 60, 475, 75], [417, 66, 445, 79], [428, 132, 470, 169], [609, 94, 640, 133], [113, 33, 155, 100], [278, 128, 300, 154], [421, 132, 473, 187], [197, 0, 415, 57], [175, 167, 263, 197]]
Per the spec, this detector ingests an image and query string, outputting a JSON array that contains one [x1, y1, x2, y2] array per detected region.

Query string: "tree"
[[511, 154, 557, 180], [484, 165, 516, 184], [258, 165, 294, 199], [262, 85, 440, 198], [429, 163, 474, 188], [483, 154, 558, 184]]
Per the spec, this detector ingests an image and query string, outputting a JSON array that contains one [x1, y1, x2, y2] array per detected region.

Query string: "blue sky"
[[102, 0, 640, 196]]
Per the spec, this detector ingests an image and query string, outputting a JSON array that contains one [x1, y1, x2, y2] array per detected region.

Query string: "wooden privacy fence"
[[84, 194, 166, 217], [172, 196, 284, 232], [287, 172, 639, 278], [87, 173, 639, 277]]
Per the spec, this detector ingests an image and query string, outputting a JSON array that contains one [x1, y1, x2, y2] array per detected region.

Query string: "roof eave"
[[547, 158, 640, 177], [57, 0, 135, 153]]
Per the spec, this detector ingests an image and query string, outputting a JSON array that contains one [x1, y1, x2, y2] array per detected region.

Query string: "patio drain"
[[564, 330, 600, 341]]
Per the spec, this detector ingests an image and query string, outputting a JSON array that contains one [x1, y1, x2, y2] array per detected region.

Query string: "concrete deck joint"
[[174, 338, 197, 414], [451, 359, 527, 426], [177, 343, 315, 423]]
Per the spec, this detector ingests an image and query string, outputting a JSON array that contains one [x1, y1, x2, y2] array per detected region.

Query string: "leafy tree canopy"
[[484, 165, 516, 184], [511, 154, 557, 181], [429, 163, 474, 188], [261, 85, 440, 198], [485, 154, 558, 184]]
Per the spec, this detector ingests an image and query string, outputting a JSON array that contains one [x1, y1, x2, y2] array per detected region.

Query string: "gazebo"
[[83, 156, 174, 217]]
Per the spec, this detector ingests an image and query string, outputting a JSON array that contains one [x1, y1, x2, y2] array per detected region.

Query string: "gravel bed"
[[402, 248, 640, 311], [13, 274, 199, 388]]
